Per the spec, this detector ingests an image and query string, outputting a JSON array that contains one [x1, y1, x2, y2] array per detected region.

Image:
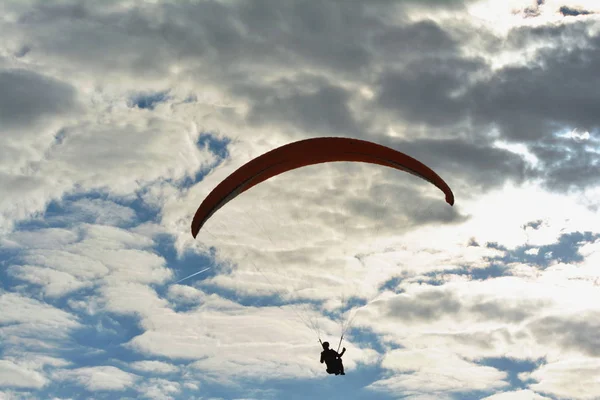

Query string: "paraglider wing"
[[191, 137, 454, 238]]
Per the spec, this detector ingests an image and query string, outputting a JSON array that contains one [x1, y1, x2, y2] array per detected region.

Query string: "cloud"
[[166, 284, 206, 305], [373, 19, 459, 59], [528, 313, 600, 357], [369, 348, 508, 396], [0, 69, 78, 132], [0, 292, 80, 342], [559, 6, 593, 17], [52, 366, 138, 391], [353, 267, 600, 368], [8, 264, 90, 298], [57, 198, 137, 227], [523, 358, 600, 399], [383, 289, 462, 322], [0, 391, 37, 400], [136, 378, 181, 400], [482, 389, 551, 399], [376, 57, 483, 128], [474, 22, 600, 142], [0, 360, 48, 389], [245, 81, 364, 137], [129, 360, 179, 375], [6, 224, 172, 298], [385, 137, 531, 194], [2, 1, 600, 399], [125, 297, 378, 379]]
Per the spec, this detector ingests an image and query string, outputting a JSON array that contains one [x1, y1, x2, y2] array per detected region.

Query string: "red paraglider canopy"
[[191, 137, 454, 238]]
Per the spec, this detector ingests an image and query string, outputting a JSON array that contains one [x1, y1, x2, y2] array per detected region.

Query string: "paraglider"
[[320, 341, 346, 375], [189, 136, 455, 376], [191, 137, 454, 238]]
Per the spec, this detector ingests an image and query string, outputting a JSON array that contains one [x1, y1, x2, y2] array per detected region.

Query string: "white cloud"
[[166, 284, 206, 305], [482, 389, 551, 400], [0, 292, 80, 339], [5, 223, 174, 300], [369, 349, 507, 395], [0, 391, 37, 400], [0, 66, 217, 234], [183, 382, 200, 390], [8, 264, 90, 298], [444, 183, 600, 249], [52, 366, 138, 391], [62, 198, 137, 226], [4, 354, 71, 371], [99, 282, 171, 317], [129, 360, 179, 375], [523, 358, 600, 400], [136, 378, 181, 400], [0, 360, 48, 389], [468, 0, 600, 35], [116, 289, 379, 380], [4, 228, 78, 250]]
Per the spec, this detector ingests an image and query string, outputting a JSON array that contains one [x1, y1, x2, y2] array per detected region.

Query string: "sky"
[[1, 0, 600, 399]]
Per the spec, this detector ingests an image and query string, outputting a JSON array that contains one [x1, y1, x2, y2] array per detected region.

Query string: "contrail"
[[174, 267, 211, 284]]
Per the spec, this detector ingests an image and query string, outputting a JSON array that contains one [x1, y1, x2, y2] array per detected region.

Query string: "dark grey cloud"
[[244, 79, 364, 137], [439, 329, 513, 351], [384, 288, 543, 323], [237, 17, 469, 137], [523, 6, 542, 18], [468, 237, 480, 247], [386, 289, 462, 321], [469, 298, 544, 323], [517, 0, 545, 18], [19, 2, 90, 23], [366, 19, 600, 195], [559, 6, 594, 17], [374, 135, 532, 195], [344, 182, 464, 232], [372, 19, 459, 60], [10, 1, 469, 89], [372, 0, 478, 8], [528, 136, 600, 192], [374, 20, 600, 194], [472, 22, 600, 142], [458, 22, 600, 193], [7, 0, 600, 199], [376, 56, 484, 127], [31, 1, 377, 78], [13, 2, 186, 78], [14, 45, 31, 58], [0, 69, 77, 131], [529, 313, 600, 357], [522, 220, 544, 230]]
